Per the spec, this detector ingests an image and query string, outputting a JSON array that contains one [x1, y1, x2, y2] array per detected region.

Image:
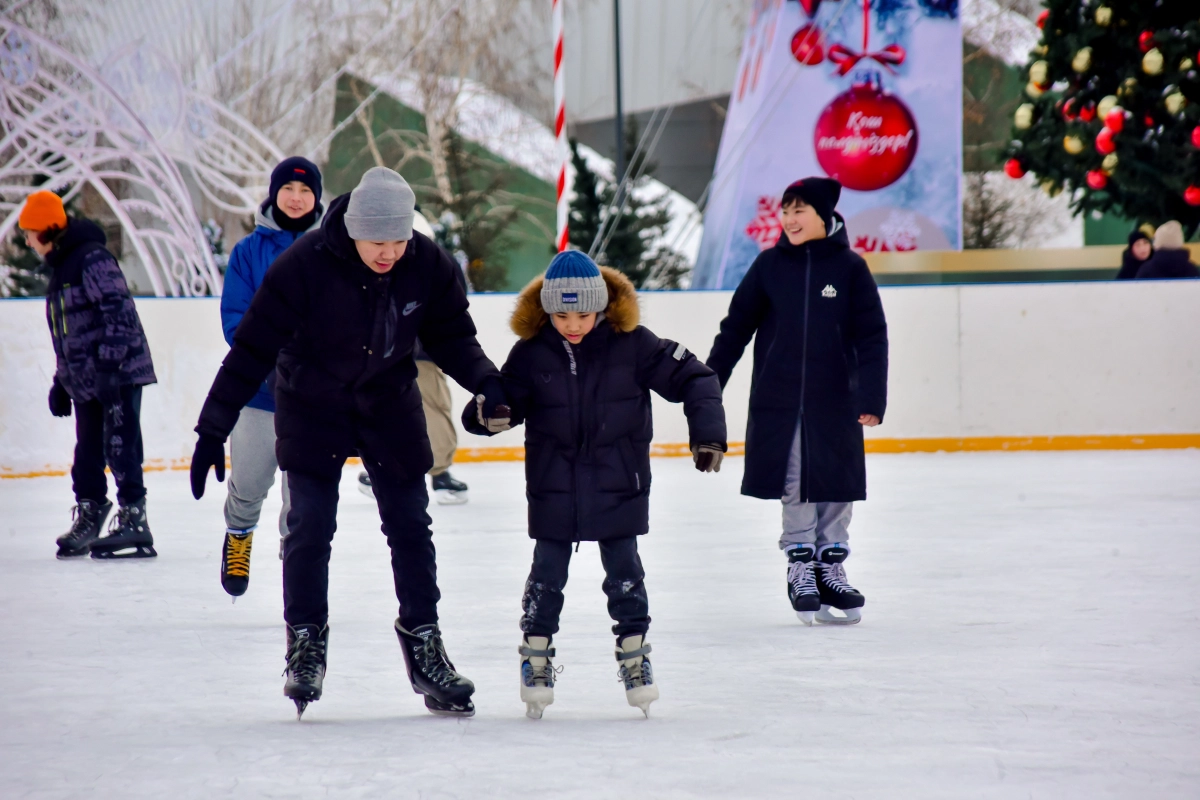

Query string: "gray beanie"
[[540, 250, 608, 314], [344, 167, 416, 241]]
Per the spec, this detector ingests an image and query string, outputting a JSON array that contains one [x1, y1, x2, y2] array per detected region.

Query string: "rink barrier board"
[[3, 434, 1197, 479]]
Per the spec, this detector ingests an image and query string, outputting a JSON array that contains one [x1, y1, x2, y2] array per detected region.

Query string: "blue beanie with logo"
[[540, 250, 608, 314]]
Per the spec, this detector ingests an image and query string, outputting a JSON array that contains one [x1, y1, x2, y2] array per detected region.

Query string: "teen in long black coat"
[[706, 215, 888, 502]]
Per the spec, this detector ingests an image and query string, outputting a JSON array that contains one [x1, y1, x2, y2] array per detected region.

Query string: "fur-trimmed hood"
[[510, 265, 639, 340]]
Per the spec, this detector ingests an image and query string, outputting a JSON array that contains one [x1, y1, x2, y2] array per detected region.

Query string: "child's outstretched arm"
[[705, 261, 769, 388], [635, 331, 727, 472], [848, 260, 889, 426]]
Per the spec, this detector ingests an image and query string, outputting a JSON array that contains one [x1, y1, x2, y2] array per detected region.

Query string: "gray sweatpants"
[[224, 406, 289, 538], [779, 418, 853, 550]]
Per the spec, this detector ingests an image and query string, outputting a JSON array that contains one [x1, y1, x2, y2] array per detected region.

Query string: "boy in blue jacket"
[[218, 157, 323, 597]]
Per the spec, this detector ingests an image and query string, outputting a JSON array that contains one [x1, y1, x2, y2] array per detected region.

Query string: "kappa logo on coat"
[[821, 285, 837, 298], [402, 301, 422, 316]]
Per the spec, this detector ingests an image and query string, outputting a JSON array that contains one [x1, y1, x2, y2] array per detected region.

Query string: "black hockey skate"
[[431, 471, 468, 505], [357, 471, 374, 498], [519, 635, 560, 719], [814, 545, 864, 624], [616, 635, 658, 718], [283, 623, 328, 719], [786, 545, 821, 626], [90, 499, 157, 559], [56, 499, 113, 559], [221, 528, 254, 599], [394, 621, 476, 717]]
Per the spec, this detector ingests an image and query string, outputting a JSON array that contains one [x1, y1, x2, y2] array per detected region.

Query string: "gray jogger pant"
[[224, 406, 289, 538], [779, 418, 853, 550]]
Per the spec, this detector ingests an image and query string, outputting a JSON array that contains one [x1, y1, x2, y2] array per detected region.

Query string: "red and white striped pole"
[[553, 0, 569, 252]]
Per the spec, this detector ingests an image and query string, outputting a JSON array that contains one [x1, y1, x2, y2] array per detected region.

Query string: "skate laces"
[[415, 631, 460, 686], [819, 561, 857, 593], [788, 559, 817, 595], [63, 504, 93, 543], [224, 533, 253, 578], [284, 632, 326, 682], [524, 660, 562, 687], [108, 505, 136, 533]]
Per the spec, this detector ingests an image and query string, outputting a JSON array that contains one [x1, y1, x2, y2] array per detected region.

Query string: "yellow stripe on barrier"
[[1, 434, 1194, 479]]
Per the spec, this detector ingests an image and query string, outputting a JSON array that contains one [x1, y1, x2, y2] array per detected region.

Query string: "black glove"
[[48, 378, 72, 418], [475, 376, 511, 434], [190, 433, 226, 500], [691, 443, 725, 473], [95, 371, 122, 408]]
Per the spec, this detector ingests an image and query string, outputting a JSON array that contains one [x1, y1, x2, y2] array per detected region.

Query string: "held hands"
[[858, 414, 880, 427], [48, 378, 72, 418], [189, 433, 226, 500], [692, 443, 725, 473], [475, 377, 512, 434]]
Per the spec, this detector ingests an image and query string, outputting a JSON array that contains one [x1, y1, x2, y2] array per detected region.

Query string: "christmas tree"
[[1005, 1, 1200, 237]]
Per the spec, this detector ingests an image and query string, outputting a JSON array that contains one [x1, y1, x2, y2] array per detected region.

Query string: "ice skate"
[[283, 623, 327, 719], [357, 471, 374, 498], [220, 528, 254, 599], [431, 472, 469, 505], [814, 544, 864, 624], [519, 635, 559, 719], [786, 544, 820, 626], [55, 499, 113, 559], [90, 499, 157, 559], [616, 635, 658, 718], [395, 621, 476, 717]]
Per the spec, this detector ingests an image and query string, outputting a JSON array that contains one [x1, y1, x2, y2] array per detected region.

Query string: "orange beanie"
[[18, 190, 68, 233]]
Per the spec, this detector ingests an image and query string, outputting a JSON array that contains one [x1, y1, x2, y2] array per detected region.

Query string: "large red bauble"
[[1138, 30, 1155, 53], [1036, 10, 1049, 29], [1062, 98, 1078, 121], [1192, 125, 1200, 148], [1086, 170, 1108, 190], [813, 81, 918, 191], [1105, 109, 1124, 132], [1095, 127, 1116, 155], [1003, 158, 1026, 179], [1079, 103, 1096, 123], [798, 0, 823, 16], [790, 24, 825, 66], [1185, 186, 1200, 206]]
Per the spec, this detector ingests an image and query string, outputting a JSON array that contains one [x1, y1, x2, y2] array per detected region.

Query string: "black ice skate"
[[283, 623, 328, 719], [616, 635, 658, 718], [357, 471, 374, 498], [394, 621, 476, 717], [814, 545, 864, 624], [56, 499, 113, 559], [221, 528, 254, 599], [786, 545, 821, 626], [431, 471, 468, 505], [90, 499, 157, 559], [519, 635, 560, 719]]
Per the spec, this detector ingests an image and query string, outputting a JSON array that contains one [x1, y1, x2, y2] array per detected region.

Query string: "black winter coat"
[[465, 268, 726, 542], [196, 193, 500, 482], [707, 216, 888, 502], [1134, 249, 1200, 280], [44, 218, 156, 402]]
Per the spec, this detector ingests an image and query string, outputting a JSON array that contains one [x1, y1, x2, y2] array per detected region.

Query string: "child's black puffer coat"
[[465, 268, 726, 542]]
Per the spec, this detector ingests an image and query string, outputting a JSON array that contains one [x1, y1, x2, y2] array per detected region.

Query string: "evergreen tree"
[[1005, 1, 1200, 236]]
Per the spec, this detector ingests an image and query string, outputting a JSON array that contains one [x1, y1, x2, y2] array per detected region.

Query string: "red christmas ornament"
[[1105, 109, 1124, 133], [1079, 103, 1096, 123], [1037, 10, 1049, 29], [1138, 30, 1155, 53], [1144, 113, 1155, 128], [1191, 125, 1200, 148], [790, 24, 826, 66], [1185, 186, 1200, 206], [1062, 98, 1078, 122], [798, 0, 823, 17], [814, 78, 918, 191], [1086, 170, 1108, 190], [1095, 127, 1117, 155], [1003, 158, 1026, 179]]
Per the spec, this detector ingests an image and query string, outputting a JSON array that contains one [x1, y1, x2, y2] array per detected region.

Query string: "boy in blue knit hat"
[[464, 251, 728, 719]]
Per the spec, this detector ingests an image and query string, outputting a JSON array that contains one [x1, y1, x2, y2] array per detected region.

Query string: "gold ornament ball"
[[1029, 60, 1049, 85], [1041, 180, 1062, 198], [1166, 92, 1187, 114], [1097, 95, 1119, 118], [1095, 6, 1112, 26], [1035, 44, 1048, 56], [1072, 47, 1093, 73], [1063, 135, 1084, 155], [1142, 48, 1164, 75], [1102, 153, 1118, 172], [1182, 58, 1195, 71], [1026, 81, 1045, 99], [1014, 103, 1034, 129]]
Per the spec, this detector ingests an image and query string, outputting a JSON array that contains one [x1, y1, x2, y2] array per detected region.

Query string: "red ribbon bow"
[[827, 42, 906, 76]]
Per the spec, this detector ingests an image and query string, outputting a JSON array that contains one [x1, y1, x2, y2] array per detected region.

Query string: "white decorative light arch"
[[0, 20, 221, 296]]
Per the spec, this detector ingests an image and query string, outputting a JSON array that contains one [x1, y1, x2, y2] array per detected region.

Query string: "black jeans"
[[283, 464, 439, 629], [72, 386, 145, 507], [520, 537, 650, 639]]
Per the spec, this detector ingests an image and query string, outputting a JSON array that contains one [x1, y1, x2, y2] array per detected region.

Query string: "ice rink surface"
[[3, 450, 1199, 799]]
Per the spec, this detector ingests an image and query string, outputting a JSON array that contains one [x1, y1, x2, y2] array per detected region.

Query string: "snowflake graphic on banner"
[[745, 196, 782, 250]]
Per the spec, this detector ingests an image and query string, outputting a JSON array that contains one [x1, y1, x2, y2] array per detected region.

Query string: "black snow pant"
[[520, 537, 650, 639], [283, 465, 439, 629], [72, 385, 145, 507]]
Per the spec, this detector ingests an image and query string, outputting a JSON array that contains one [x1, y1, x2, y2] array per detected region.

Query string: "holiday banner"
[[693, 0, 962, 289]]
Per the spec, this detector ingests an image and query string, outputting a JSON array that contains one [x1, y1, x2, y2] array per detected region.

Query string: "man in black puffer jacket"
[[464, 251, 726, 719], [190, 167, 507, 719], [19, 190, 157, 561]]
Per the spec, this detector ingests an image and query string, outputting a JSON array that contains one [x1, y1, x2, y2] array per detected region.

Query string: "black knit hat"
[[269, 156, 323, 207], [781, 177, 841, 232]]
